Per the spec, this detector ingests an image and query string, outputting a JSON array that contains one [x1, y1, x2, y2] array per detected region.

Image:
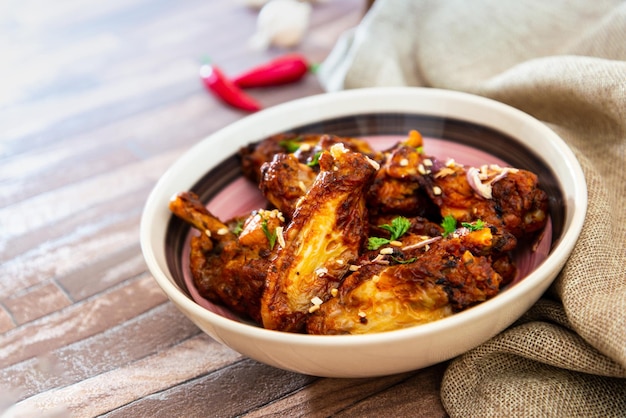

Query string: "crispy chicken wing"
[[367, 130, 439, 218], [307, 227, 504, 335], [169, 192, 283, 322], [239, 133, 382, 184], [422, 162, 548, 239], [259, 153, 317, 219], [260, 144, 377, 332]]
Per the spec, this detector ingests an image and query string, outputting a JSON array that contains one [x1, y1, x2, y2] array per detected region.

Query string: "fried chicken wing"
[[169, 192, 283, 322], [259, 153, 317, 219], [367, 130, 439, 218], [423, 162, 548, 239], [307, 228, 504, 335], [260, 144, 377, 332], [239, 133, 382, 184]]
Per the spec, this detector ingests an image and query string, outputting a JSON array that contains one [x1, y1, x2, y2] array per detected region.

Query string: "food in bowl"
[[141, 87, 586, 377], [169, 128, 549, 335]]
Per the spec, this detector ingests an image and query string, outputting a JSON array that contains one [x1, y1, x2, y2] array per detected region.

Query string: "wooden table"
[[0, 1, 447, 416]]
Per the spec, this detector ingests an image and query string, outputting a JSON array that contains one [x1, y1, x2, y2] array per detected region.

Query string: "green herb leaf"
[[379, 216, 411, 241], [261, 218, 277, 250], [231, 219, 244, 236], [279, 138, 302, 153], [441, 215, 457, 237], [367, 236, 390, 250], [367, 216, 411, 250], [307, 151, 322, 167], [392, 256, 417, 264], [461, 219, 485, 232]]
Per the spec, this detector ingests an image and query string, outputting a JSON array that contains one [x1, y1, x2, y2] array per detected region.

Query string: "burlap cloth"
[[317, 1, 626, 416]]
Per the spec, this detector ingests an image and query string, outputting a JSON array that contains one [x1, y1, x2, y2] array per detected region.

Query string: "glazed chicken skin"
[[260, 144, 378, 332], [171, 129, 550, 335], [307, 227, 505, 335], [258, 153, 317, 219], [169, 191, 283, 323], [420, 161, 548, 239], [367, 130, 439, 219], [239, 132, 382, 185]]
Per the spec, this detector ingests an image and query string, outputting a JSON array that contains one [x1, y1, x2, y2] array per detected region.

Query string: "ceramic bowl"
[[140, 87, 587, 378]]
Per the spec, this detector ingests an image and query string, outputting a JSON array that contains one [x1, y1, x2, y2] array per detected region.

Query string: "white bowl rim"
[[140, 87, 587, 348]]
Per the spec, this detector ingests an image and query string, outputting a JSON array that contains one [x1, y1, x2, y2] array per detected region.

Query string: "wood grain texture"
[[0, 0, 447, 416]]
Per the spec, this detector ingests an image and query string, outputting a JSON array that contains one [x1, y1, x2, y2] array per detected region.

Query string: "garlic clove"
[[250, 0, 312, 50]]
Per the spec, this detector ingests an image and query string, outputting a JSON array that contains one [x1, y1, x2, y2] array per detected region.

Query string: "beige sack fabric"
[[318, 0, 626, 416]]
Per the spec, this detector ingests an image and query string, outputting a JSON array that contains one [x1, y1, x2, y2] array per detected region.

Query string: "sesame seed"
[[358, 311, 367, 318], [433, 186, 442, 195], [372, 275, 380, 283], [336, 259, 344, 265], [299, 143, 311, 151], [315, 267, 328, 276], [331, 288, 338, 297], [389, 240, 403, 247], [298, 181, 307, 193], [379, 247, 394, 255], [308, 305, 320, 313], [217, 227, 229, 235], [311, 296, 323, 306], [349, 264, 360, 271], [399, 158, 409, 167], [276, 226, 285, 248], [423, 158, 433, 166], [418, 164, 426, 175], [205, 229, 212, 237], [366, 157, 380, 170]]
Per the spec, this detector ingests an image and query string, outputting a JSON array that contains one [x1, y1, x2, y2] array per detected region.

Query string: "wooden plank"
[[6, 334, 244, 417], [2, 282, 72, 325], [1, 302, 202, 400], [0, 274, 167, 367], [102, 359, 317, 418]]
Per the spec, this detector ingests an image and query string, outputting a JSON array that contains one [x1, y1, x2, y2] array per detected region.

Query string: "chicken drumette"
[[169, 191, 284, 323], [260, 144, 378, 332]]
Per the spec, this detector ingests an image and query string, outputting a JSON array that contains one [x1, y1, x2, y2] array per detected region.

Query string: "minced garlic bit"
[[311, 296, 323, 306], [315, 267, 328, 276], [366, 156, 380, 170], [434, 167, 455, 178], [358, 311, 367, 318], [276, 226, 285, 248], [217, 227, 229, 235], [379, 247, 394, 255], [399, 158, 409, 167], [330, 143, 348, 158], [330, 288, 339, 297], [433, 186, 442, 195]]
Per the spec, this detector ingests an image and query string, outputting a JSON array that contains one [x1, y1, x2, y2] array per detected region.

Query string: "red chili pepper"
[[232, 54, 313, 88], [200, 63, 262, 112]]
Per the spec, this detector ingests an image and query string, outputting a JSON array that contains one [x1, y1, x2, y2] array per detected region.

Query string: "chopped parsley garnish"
[[307, 151, 322, 167], [462, 219, 485, 232], [367, 216, 411, 250], [279, 137, 302, 153], [416, 146, 424, 154], [441, 215, 457, 237], [231, 219, 244, 236], [261, 218, 277, 250], [392, 256, 417, 264]]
